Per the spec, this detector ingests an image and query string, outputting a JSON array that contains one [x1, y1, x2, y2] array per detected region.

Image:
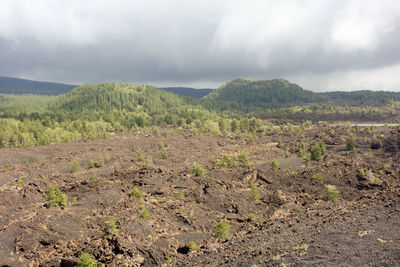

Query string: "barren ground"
[[0, 125, 399, 266]]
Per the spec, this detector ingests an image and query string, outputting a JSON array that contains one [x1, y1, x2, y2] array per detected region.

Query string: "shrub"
[[217, 154, 235, 168], [248, 213, 256, 221], [319, 141, 326, 155], [104, 218, 119, 239], [162, 151, 169, 159], [17, 178, 23, 188], [359, 168, 366, 178], [178, 191, 184, 200], [346, 134, 357, 151], [158, 141, 164, 149], [188, 241, 199, 252], [89, 175, 100, 183], [214, 219, 231, 239], [257, 216, 265, 224], [137, 148, 145, 162], [270, 159, 279, 170], [310, 142, 322, 161], [324, 184, 339, 202], [312, 173, 323, 183], [190, 162, 206, 177], [161, 130, 168, 137], [45, 185, 67, 208], [88, 160, 95, 169], [284, 148, 290, 158], [129, 187, 143, 198], [164, 257, 173, 264], [139, 205, 150, 218], [238, 152, 250, 168], [95, 156, 104, 168], [76, 252, 97, 267], [70, 160, 80, 173]]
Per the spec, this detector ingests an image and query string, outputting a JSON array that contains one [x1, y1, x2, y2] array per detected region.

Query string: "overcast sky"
[[1, 0, 400, 91]]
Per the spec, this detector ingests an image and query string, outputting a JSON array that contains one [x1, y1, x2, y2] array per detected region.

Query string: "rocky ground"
[[0, 124, 399, 266]]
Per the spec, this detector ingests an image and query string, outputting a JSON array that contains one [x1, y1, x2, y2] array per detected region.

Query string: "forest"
[[1, 79, 400, 148]]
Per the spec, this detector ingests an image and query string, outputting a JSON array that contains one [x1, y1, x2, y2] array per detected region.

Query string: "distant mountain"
[[160, 87, 214, 98], [0, 76, 76, 95]]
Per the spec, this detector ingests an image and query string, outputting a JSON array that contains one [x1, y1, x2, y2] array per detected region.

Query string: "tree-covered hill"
[[160, 87, 214, 98], [202, 78, 326, 111], [0, 76, 76, 95], [51, 83, 188, 113]]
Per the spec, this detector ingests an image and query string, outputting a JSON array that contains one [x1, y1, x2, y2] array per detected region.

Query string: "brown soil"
[[0, 125, 399, 266]]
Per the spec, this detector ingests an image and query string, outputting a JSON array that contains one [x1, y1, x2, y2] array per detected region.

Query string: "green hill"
[[52, 83, 187, 113], [203, 78, 325, 111]]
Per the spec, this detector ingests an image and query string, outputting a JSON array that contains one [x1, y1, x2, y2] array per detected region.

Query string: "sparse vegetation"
[[162, 150, 169, 159], [217, 154, 235, 168], [45, 185, 67, 208], [139, 205, 150, 218], [238, 151, 250, 168], [270, 159, 280, 170], [129, 187, 143, 198], [76, 252, 97, 267], [214, 219, 231, 239], [70, 160, 80, 173], [190, 162, 206, 177], [346, 133, 357, 151], [312, 173, 323, 183], [104, 218, 119, 239], [88, 160, 95, 169], [324, 184, 339, 202], [188, 241, 199, 252]]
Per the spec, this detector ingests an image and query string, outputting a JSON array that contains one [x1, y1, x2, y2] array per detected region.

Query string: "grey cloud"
[[0, 0, 400, 90]]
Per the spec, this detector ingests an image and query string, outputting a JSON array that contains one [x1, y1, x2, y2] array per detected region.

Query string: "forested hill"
[[160, 87, 214, 98], [203, 78, 325, 111], [51, 83, 190, 113], [0, 76, 76, 95]]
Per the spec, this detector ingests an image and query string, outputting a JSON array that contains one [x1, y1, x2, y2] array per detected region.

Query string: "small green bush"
[[104, 218, 119, 239], [346, 134, 357, 151], [248, 213, 256, 221], [217, 154, 235, 168], [139, 205, 150, 218], [88, 160, 95, 169], [312, 173, 323, 183], [284, 148, 290, 158], [188, 241, 199, 252], [70, 160, 80, 173], [95, 156, 104, 168], [45, 185, 67, 208], [310, 141, 322, 161], [129, 187, 143, 198], [359, 168, 366, 178], [190, 162, 206, 177], [324, 184, 339, 202], [164, 257, 173, 264], [76, 252, 97, 267], [162, 151, 169, 159], [178, 191, 184, 200], [158, 141, 164, 149], [214, 219, 231, 239], [270, 159, 279, 170], [238, 152, 250, 168]]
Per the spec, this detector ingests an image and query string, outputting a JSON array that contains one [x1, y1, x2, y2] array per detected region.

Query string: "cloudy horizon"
[[1, 0, 400, 91]]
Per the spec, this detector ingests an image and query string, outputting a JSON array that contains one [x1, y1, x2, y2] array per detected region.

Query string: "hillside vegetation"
[[1, 79, 400, 148]]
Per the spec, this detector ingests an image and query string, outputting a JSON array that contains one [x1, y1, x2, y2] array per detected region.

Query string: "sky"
[[1, 0, 400, 91]]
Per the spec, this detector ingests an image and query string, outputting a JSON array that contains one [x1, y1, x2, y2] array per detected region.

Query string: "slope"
[[0, 76, 76, 95]]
